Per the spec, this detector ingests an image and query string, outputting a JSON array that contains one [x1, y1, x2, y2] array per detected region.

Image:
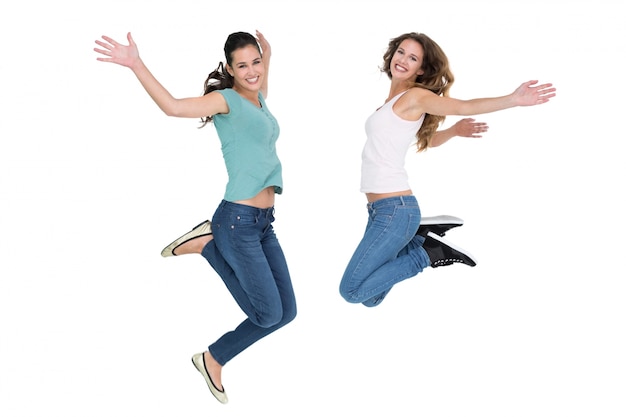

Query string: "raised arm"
[[94, 32, 228, 118], [255, 30, 271, 99], [405, 80, 556, 118], [430, 118, 489, 148]]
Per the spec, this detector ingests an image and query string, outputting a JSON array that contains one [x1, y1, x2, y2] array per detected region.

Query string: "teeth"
[[247, 76, 259, 83]]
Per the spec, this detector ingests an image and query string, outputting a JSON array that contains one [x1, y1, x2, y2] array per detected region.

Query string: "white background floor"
[[2, 0, 625, 415]]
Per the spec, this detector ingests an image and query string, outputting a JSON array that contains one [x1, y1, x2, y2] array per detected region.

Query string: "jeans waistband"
[[367, 195, 417, 210], [219, 200, 275, 218]]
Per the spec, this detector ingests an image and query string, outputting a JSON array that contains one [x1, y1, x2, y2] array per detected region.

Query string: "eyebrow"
[[235, 57, 261, 66], [399, 48, 419, 60]]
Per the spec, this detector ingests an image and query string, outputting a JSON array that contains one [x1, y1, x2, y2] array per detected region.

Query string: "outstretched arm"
[[255, 30, 271, 99], [408, 80, 556, 118], [94, 32, 227, 118], [430, 118, 489, 148]]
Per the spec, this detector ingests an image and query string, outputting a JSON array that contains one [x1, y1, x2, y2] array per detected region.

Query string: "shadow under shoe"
[[417, 215, 464, 237], [423, 231, 477, 268]]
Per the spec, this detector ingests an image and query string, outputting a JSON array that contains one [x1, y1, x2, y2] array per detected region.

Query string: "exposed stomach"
[[235, 186, 276, 208], [365, 189, 412, 203]]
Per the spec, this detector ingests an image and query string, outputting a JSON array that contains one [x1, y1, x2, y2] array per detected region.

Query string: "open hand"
[[255, 30, 271, 59], [94, 32, 140, 69], [513, 80, 556, 106], [453, 118, 489, 138]]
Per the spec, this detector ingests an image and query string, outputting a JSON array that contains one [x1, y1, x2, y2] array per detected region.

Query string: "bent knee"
[[339, 289, 362, 304], [282, 305, 297, 325], [253, 307, 297, 329], [253, 311, 282, 328]]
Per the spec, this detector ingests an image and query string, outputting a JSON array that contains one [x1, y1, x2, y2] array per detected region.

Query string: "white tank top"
[[360, 91, 425, 193]]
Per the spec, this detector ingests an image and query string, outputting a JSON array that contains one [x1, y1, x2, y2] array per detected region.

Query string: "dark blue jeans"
[[201, 200, 297, 365], [339, 195, 431, 307]]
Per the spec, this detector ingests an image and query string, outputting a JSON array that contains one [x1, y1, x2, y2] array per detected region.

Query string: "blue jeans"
[[339, 195, 431, 307], [201, 200, 297, 365]]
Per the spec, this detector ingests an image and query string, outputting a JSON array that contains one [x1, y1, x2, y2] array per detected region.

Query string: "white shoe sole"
[[420, 215, 464, 225]]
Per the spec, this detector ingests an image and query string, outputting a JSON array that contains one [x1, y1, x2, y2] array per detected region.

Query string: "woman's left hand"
[[256, 30, 271, 60], [512, 80, 556, 106]]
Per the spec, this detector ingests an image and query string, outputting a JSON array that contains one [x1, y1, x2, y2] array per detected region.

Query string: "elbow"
[[162, 105, 183, 118], [456, 101, 478, 116], [160, 99, 184, 117], [456, 104, 472, 116], [161, 108, 189, 117]]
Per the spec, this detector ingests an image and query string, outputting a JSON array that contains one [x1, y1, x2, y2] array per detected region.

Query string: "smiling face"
[[390, 38, 425, 83], [226, 44, 264, 98]]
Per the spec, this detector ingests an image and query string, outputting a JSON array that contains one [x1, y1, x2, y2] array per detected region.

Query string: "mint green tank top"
[[213, 89, 282, 201]]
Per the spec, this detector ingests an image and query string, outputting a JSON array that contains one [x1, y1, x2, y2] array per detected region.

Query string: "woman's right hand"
[[94, 32, 140, 69], [452, 118, 489, 138]]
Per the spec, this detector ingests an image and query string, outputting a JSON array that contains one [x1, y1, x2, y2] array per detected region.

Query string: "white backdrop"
[[2, 0, 625, 416]]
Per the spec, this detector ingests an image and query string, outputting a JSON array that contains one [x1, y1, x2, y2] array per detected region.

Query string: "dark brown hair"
[[199, 32, 261, 127]]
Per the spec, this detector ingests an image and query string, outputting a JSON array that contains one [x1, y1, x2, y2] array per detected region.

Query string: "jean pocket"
[[233, 212, 258, 228], [404, 213, 421, 240], [371, 206, 394, 223]]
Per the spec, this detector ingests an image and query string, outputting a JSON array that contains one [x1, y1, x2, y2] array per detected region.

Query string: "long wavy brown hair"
[[199, 32, 261, 127], [381, 32, 455, 152]]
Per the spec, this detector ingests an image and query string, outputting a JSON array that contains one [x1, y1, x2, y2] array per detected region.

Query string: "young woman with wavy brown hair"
[[339, 32, 556, 307]]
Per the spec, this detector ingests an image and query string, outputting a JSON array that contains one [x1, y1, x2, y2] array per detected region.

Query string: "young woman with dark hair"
[[94, 30, 296, 404]]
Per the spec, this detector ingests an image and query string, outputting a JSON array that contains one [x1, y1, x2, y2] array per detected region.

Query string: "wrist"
[[129, 57, 145, 72], [450, 123, 460, 137]]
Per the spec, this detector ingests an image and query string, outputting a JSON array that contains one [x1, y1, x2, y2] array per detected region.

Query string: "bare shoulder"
[[394, 87, 432, 119], [404, 86, 433, 101], [398, 87, 433, 108]]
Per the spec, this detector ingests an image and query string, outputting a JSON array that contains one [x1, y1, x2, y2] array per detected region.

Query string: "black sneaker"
[[417, 215, 464, 237], [423, 231, 477, 268]]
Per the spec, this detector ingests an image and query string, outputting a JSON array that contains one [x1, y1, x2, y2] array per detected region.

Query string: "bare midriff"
[[366, 189, 413, 203], [235, 186, 276, 209]]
